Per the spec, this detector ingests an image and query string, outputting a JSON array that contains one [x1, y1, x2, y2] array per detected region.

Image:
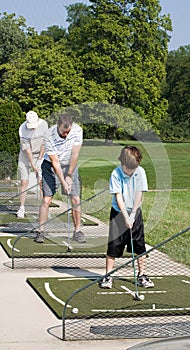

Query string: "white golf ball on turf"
[[72, 307, 79, 314], [140, 295, 145, 300]]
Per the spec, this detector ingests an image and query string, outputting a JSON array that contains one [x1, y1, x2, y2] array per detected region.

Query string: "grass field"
[[77, 140, 190, 266], [79, 140, 190, 189]]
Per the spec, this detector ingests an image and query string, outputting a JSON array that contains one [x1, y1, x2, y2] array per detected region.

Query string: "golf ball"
[[140, 295, 145, 300], [72, 307, 79, 314]]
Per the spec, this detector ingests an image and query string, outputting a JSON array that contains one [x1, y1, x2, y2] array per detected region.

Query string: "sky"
[[0, 0, 190, 51]]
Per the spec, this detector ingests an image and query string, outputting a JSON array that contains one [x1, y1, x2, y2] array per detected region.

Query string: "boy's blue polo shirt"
[[110, 165, 148, 212]]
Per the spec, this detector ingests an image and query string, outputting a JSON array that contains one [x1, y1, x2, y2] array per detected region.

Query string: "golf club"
[[67, 194, 73, 252], [121, 285, 144, 300], [63, 240, 73, 251], [130, 228, 145, 301]]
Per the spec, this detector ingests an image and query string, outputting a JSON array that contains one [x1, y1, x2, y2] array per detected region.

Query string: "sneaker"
[[72, 231, 86, 243], [34, 232, 45, 243], [99, 276, 113, 289], [137, 274, 154, 288], [16, 206, 25, 218]]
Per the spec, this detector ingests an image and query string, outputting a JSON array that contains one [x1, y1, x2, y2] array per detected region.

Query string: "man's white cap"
[[26, 111, 39, 129]]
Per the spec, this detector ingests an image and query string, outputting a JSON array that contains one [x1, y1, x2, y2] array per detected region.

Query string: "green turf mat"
[[26, 275, 190, 319], [0, 213, 36, 225], [0, 235, 108, 258], [0, 199, 59, 207], [0, 212, 98, 228], [0, 187, 18, 193], [47, 214, 98, 226]]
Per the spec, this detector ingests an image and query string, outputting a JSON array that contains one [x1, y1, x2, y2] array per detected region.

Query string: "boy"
[[100, 145, 154, 289]]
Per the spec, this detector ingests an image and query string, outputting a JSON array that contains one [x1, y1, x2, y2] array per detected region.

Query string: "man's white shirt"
[[43, 123, 83, 166]]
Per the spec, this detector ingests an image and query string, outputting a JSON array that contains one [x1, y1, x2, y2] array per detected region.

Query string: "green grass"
[[78, 141, 190, 267], [79, 140, 190, 189]]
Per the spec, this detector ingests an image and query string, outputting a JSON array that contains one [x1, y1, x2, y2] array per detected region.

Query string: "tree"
[[63, 101, 154, 143], [0, 12, 35, 98], [40, 25, 66, 42], [67, 0, 172, 130], [1, 34, 111, 117], [66, 3, 92, 28], [0, 12, 30, 65], [0, 101, 23, 178], [165, 46, 190, 124], [160, 45, 190, 140]]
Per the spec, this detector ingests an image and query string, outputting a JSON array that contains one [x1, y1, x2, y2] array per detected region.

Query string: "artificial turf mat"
[[0, 235, 108, 258], [0, 213, 35, 225], [26, 275, 190, 319], [0, 212, 98, 229]]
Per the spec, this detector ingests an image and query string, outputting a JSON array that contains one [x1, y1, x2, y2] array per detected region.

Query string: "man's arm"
[[38, 144, 45, 161], [25, 148, 38, 174], [49, 154, 69, 193], [67, 144, 82, 176]]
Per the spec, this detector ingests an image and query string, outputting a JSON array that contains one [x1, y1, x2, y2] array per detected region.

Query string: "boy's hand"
[[124, 215, 133, 229], [121, 208, 133, 228], [129, 212, 136, 226]]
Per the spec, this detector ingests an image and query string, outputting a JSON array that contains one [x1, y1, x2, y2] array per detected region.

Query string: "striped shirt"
[[43, 123, 83, 166]]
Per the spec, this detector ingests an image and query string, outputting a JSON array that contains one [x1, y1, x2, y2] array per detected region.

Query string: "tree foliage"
[[0, 12, 29, 65], [166, 46, 190, 124], [160, 45, 190, 140], [40, 25, 67, 42], [1, 32, 113, 117], [1, 37, 85, 116], [0, 2, 173, 138], [0, 100, 23, 177], [67, 0, 172, 129]]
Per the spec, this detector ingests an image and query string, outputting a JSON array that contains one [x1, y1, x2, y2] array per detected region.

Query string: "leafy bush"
[[0, 151, 16, 179], [0, 101, 24, 177]]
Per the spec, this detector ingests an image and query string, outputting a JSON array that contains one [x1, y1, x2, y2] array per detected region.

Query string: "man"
[[100, 145, 154, 289], [34, 113, 85, 244], [17, 111, 48, 218]]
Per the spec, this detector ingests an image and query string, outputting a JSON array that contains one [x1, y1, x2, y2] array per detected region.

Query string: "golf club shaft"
[[67, 194, 71, 245], [130, 228, 139, 296]]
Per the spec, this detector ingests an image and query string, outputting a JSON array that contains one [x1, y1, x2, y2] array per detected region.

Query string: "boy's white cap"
[[26, 111, 39, 129]]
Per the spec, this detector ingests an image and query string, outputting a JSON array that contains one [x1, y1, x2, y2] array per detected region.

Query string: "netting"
[[61, 227, 190, 340]]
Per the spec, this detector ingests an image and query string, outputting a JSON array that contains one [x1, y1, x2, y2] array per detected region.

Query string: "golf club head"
[[67, 245, 73, 252], [63, 240, 73, 252], [133, 293, 145, 301]]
